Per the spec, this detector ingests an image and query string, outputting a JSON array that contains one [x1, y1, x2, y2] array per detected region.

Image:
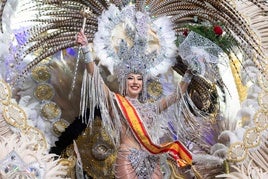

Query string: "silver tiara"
[[114, 36, 158, 78]]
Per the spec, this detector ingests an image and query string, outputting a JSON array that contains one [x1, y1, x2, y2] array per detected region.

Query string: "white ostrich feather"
[[246, 85, 262, 99], [16, 77, 37, 97], [193, 154, 224, 166], [0, 33, 13, 79], [218, 130, 240, 146], [0, 134, 68, 178], [241, 67, 262, 85], [234, 128, 247, 141], [1, 0, 18, 33], [210, 143, 228, 158], [212, 148, 228, 159]]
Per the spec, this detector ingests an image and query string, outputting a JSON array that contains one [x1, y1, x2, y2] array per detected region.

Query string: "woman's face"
[[126, 73, 143, 99]]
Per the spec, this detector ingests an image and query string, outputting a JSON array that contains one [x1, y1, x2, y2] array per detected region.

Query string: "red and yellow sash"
[[115, 94, 192, 167]]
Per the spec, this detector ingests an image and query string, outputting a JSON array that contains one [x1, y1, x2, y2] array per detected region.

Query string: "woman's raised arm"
[[158, 70, 192, 112], [76, 29, 94, 75], [76, 29, 110, 95]]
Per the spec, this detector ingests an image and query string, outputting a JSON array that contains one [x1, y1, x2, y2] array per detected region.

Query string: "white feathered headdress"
[[93, 4, 178, 79]]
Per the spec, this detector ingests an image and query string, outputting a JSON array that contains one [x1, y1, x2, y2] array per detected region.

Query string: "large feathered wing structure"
[[0, 0, 267, 178], [0, 0, 266, 79], [0, 79, 68, 178], [0, 134, 69, 178]]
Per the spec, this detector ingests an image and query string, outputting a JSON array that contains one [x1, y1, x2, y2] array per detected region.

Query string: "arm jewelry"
[[82, 44, 93, 63]]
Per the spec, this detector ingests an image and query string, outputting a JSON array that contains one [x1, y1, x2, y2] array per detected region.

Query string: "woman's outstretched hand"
[[76, 29, 95, 75], [76, 29, 88, 46], [180, 70, 193, 94]]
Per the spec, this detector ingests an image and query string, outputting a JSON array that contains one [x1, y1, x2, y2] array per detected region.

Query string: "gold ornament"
[[227, 142, 248, 162], [31, 65, 51, 82], [59, 158, 76, 178], [258, 92, 268, 109], [253, 110, 268, 132], [258, 68, 268, 92], [64, 117, 116, 178], [147, 80, 163, 101], [229, 53, 248, 102], [243, 127, 261, 148], [3, 103, 27, 129], [0, 79, 11, 105], [34, 83, 55, 101], [52, 119, 69, 136], [41, 101, 61, 121], [23, 126, 47, 150], [0, 79, 49, 159]]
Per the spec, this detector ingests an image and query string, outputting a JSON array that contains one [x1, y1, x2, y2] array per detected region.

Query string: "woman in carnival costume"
[[75, 3, 227, 178], [0, 0, 267, 178]]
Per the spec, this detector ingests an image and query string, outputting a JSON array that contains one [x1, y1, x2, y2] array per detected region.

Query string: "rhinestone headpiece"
[[93, 4, 178, 97], [114, 36, 157, 78]]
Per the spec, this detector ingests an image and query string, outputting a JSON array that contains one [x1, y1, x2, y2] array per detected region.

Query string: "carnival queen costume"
[[1, 0, 268, 178], [79, 3, 227, 178]]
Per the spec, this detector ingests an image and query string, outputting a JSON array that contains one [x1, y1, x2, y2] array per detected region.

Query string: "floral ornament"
[[183, 24, 236, 54], [183, 29, 189, 36], [213, 25, 223, 36]]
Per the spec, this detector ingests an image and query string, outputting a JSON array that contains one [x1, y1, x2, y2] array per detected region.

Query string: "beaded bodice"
[[125, 97, 158, 135]]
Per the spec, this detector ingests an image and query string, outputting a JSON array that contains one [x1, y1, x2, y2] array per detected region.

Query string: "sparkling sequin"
[[128, 148, 160, 179]]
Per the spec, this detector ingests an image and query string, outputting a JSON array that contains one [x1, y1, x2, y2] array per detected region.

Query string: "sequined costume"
[[1, 0, 268, 178], [114, 96, 163, 178], [80, 64, 192, 178], [115, 146, 162, 178]]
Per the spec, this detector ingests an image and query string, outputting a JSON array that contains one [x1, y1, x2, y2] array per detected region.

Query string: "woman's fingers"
[[76, 32, 87, 45], [80, 28, 84, 33], [75, 29, 89, 46]]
